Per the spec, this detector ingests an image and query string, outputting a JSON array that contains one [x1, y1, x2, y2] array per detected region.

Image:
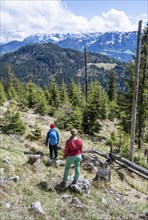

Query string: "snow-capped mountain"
[[0, 32, 137, 62]]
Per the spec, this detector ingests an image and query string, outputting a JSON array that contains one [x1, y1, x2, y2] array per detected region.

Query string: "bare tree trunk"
[[138, 52, 148, 149], [84, 47, 88, 103], [130, 20, 142, 162]]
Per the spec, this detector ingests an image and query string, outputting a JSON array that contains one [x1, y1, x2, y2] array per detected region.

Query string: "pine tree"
[[107, 70, 117, 101], [28, 123, 42, 141], [35, 88, 49, 115], [25, 81, 39, 108], [69, 79, 85, 109], [69, 107, 83, 130], [0, 81, 6, 106], [7, 86, 18, 100], [89, 81, 109, 120], [0, 102, 26, 134], [60, 79, 69, 103], [3, 66, 26, 103], [83, 103, 99, 134], [50, 77, 60, 108], [117, 62, 135, 133], [4, 65, 14, 93], [44, 89, 52, 105], [82, 81, 109, 134]]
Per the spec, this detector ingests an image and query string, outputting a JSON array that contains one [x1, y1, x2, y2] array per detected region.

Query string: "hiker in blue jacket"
[[45, 124, 59, 159]]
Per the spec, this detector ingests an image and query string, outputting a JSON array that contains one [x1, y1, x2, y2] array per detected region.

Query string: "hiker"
[[60, 128, 83, 187], [45, 124, 59, 159]]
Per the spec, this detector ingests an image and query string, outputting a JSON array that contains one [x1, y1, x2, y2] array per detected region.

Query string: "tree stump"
[[27, 155, 41, 165], [27, 155, 41, 174], [93, 162, 111, 183]]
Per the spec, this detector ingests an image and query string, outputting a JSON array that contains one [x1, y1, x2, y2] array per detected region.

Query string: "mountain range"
[[0, 32, 137, 62], [0, 42, 127, 89]]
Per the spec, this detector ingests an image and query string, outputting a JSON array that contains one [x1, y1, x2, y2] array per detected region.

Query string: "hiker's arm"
[[57, 132, 59, 144], [45, 132, 49, 146], [80, 142, 83, 154], [63, 141, 69, 159]]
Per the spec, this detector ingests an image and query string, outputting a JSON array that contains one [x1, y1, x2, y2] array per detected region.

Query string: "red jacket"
[[64, 138, 83, 159]]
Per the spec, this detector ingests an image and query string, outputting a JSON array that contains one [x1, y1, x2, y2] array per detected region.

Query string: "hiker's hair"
[[71, 128, 77, 136]]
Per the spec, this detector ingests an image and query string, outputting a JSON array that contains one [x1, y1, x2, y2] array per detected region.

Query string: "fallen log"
[[113, 159, 148, 180], [83, 150, 148, 179], [83, 150, 110, 159], [110, 153, 148, 178]]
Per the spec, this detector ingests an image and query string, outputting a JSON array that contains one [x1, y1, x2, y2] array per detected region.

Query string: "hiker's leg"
[[74, 155, 82, 181], [54, 145, 58, 159], [63, 156, 72, 182], [49, 144, 53, 159]]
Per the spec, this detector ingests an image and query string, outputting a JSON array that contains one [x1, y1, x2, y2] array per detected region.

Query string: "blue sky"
[[63, 0, 147, 19], [1, 0, 147, 43]]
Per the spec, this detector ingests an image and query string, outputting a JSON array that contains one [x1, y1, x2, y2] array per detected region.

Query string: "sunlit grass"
[[0, 112, 147, 220]]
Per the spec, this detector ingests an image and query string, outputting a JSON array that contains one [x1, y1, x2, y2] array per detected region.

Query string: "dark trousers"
[[49, 144, 58, 159]]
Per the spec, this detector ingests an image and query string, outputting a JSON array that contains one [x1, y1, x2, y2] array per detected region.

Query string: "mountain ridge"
[[0, 42, 127, 89], [0, 31, 137, 62]]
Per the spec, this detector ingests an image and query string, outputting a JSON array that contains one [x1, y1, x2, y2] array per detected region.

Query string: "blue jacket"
[[46, 128, 59, 146]]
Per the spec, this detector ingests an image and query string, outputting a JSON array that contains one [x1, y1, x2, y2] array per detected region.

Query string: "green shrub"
[[0, 103, 26, 135]]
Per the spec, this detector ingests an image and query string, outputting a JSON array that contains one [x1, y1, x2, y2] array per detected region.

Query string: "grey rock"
[[2, 157, 13, 166], [62, 194, 71, 199], [5, 203, 11, 209], [0, 168, 6, 185], [30, 201, 44, 215], [56, 160, 65, 166], [72, 197, 82, 204], [9, 175, 20, 182], [101, 197, 107, 205], [94, 167, 111, 182]]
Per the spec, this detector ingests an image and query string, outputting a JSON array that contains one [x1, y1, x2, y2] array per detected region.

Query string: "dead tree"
[[130, 20, 142, 162]]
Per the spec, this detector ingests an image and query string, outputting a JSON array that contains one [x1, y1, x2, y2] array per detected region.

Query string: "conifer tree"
[[82, 81, 110, 134], [117, 62, 135, 132], [118, 24, 148, 142], [50, 77, 60, 108], [3, 66, 25, 103], [25, 81, 39, 108], [7, 86, 18, 100], [0, 81, 6, 106], [35, 88, 49, 115], [107, 70, 117, 101], [69, 79, 85, 109], [0, 102, 26, 134], [83, 103, 99, 134], [4, 65, 14, 93], [89, 81, 109, 119], [28, 123, 42, 141], [60, 79, 69, 103], [69, 107, 83, 129], [44, 89, 52, 105]]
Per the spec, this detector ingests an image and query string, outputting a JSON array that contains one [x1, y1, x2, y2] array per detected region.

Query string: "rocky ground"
[[0, 108, 147, 220]]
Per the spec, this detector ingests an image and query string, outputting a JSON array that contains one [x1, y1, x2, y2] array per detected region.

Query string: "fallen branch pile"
[[83, 150, 148, 180]]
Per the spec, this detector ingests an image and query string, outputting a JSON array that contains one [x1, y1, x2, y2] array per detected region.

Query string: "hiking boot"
[[72, 180, 77, 185], [59, 181, 66, 187]]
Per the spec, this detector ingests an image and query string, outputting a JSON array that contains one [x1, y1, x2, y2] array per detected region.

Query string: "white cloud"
[[0, 0, 144, 43]]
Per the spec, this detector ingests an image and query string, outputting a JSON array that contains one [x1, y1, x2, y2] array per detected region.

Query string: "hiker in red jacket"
[[60, 128, 83, 187]]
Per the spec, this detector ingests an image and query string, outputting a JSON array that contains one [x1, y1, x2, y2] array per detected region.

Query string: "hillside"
[[0, 43, 126, 89], [0, 32, 137, 62], [0, 105, 147, 220]]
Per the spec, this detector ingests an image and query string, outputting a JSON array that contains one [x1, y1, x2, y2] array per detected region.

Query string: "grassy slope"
[[0, 110, 147, 220]]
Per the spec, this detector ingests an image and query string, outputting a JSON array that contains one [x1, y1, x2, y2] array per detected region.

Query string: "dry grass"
[[88, 62, 117, 70], [0, 110, 147, 220]]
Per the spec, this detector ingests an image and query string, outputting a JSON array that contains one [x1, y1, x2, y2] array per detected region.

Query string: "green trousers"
[[63, 154, 82, 182]]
